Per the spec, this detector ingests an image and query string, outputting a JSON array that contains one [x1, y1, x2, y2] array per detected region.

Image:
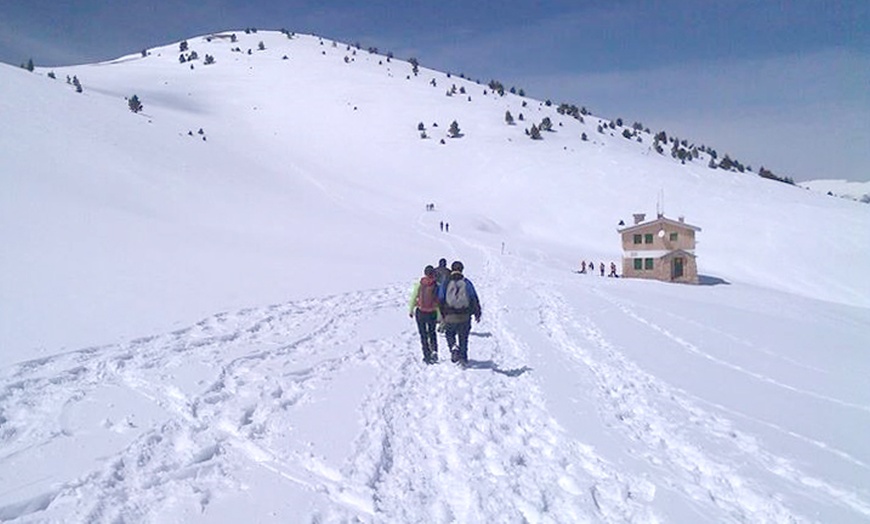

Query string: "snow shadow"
[[698, 274, 731, 286], [469, 331, 493, 338], [465, 360, 532, 377]]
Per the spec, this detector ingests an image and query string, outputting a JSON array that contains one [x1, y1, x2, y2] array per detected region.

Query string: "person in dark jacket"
[[409, 265, 441, 364], [437, 260, 481, 366], [434, 258, 451, 287]]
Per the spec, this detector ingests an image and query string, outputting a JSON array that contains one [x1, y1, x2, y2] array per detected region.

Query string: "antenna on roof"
[[656, 189, 665, 218]]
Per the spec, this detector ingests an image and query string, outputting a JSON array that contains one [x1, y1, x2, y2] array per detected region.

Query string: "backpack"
[[417, 278, 438, 312], [444, 278, 470, 309]]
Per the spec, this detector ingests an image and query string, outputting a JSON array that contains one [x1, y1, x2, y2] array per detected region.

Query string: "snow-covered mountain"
[[800, 179, 870, 203], [1, 31, 868, 523]]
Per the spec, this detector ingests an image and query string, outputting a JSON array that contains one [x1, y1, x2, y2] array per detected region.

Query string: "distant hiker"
[[600, 262, 605, 276], [445, 222, 450, 233], [581, 260, 587, 273], [409, 265, 440, 364], [609, 262, 618, 277], [440, 221, 444, 232], [438, 260, 482, 367]]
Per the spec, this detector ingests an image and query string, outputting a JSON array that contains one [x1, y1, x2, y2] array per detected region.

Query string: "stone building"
[[618, 213, 701, 284]]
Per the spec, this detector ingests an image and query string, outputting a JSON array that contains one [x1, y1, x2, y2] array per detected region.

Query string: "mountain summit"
[[1, 30, 868, 523]]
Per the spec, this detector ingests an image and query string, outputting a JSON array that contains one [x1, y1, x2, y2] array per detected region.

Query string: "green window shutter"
[[669, 232, 678, 241], [644, 233, 653, 244], [633, 234, 642, 244], [633, 258, 642, 270], [644, 258, 654, 270]]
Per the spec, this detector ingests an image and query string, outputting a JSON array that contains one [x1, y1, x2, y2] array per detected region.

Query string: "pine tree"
[[505, 110, 514, 125], [448, 120, 461, 138], [128, 95, 143, 113]]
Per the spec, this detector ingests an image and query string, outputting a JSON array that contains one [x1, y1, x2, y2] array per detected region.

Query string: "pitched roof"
[[618, 215, 701, 234]]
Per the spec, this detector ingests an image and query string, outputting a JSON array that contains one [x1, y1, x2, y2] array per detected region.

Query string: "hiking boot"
[[430, 351, 438, 363], [450, 349, 460, 363]]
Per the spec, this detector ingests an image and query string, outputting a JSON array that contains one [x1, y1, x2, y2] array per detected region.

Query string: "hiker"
[[438, 260, 482, 366], [600, 262, 605, 276], [581, 260, 587, 273], [440, 221, 444, 232], [434, 258, 451, 287], [609, 262, 618, 277], [445, 222, 450, 233], [408, 265, 440, 364]]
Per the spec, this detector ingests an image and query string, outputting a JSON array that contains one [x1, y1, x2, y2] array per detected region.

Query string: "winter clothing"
[[437, 263, 481, 365], [409, 268, 440, 363], [434, 259, 451, 287]]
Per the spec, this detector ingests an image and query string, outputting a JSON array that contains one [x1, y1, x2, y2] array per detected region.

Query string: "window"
[[633, 234, 642, 245], [644, 258, 654, 270], [644, 233, 653, 244], [669, 232, 678, 242], [633, 258, 642, 270]]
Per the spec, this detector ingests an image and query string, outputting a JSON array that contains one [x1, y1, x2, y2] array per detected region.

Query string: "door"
[[672, 257, 684, 279]]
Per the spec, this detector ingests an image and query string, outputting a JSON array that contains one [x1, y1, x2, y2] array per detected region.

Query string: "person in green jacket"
[[408, 265, 441, 364]]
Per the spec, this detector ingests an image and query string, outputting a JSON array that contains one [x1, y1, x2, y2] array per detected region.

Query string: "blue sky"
[[1, 1, 868, 182]]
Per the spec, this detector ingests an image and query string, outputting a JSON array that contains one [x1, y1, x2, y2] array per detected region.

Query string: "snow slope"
[[1, 31, 869, 522], [800, 179, 870, 203]]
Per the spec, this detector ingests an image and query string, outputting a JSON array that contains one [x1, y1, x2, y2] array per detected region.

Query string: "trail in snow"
[[2, 227, 868, 522], [0, 244, 653, 522]]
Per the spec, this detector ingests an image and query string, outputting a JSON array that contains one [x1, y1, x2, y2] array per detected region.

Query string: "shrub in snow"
[[204, 54, 215, 65], [180, 41, 188, 52], [505, 111, 514, 125]]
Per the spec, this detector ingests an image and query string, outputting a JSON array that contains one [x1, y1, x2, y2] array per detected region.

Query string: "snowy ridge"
[[1, 30, 869, 522]]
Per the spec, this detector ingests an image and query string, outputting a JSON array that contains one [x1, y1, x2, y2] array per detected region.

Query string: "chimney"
[[633, 213, 646, 225], [678, 216, 685, 223]]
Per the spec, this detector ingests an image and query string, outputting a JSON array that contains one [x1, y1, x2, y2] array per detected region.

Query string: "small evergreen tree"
[[448, 120, 461, 138], [505, 110, 514, 125], [204, 54, 215, 65], [72, 76, 82, 93], [258, 41, 266, 51], [539, 117, 553, 132], [529, 125, 542, 140], [47, 71, 56, 79], [128, 95, 143, 113], [26, 58, 34, 72], [581, 132, 588, 141], [180, 41, 188, 52]]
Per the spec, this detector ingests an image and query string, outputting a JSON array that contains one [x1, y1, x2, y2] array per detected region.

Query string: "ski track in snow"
[[1, 233, 868, 522]]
